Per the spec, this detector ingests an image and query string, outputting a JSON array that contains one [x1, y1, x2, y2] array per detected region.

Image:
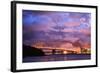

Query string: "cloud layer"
[[23, 10, 91, 49]]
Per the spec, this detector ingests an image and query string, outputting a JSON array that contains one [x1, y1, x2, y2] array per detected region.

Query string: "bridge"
[[36, 47, 79, 55], [32, 39, 84, 55]]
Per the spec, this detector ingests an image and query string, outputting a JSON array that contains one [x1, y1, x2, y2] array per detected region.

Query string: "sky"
[[23, 10, 91, 50]]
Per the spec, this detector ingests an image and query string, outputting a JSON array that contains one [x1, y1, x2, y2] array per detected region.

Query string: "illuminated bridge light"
[[63, 51, 67, 54]]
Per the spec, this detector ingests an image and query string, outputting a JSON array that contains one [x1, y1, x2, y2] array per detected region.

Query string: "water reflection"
[[23, 54, 91, 63]]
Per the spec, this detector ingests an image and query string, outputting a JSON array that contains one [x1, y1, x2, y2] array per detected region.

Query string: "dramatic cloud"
[[23, 10, 91, 49]]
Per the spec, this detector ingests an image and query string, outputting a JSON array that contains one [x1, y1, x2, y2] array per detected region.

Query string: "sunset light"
[[23, 10, 91, 62]]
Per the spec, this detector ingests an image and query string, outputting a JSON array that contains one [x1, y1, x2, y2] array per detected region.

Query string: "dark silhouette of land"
[[23, 45, 45, 58]]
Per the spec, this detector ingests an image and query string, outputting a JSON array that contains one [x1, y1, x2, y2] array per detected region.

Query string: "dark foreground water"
[[23, 54, 91, 63]]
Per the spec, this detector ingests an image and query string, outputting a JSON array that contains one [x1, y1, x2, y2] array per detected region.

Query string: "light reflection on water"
[[23, 54, 91, 63]]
